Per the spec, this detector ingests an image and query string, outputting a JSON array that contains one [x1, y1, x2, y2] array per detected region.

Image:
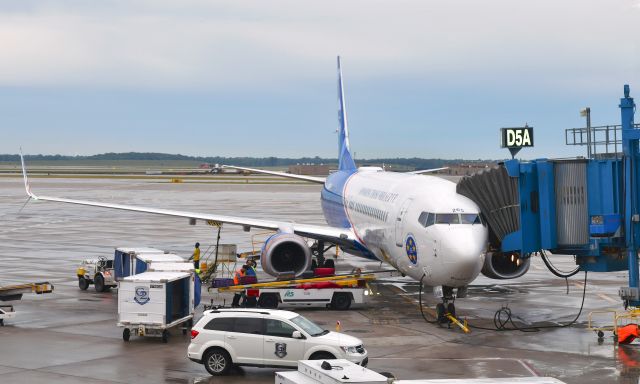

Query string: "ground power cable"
[[467, 271, 588, 332], [417, 271, 589, 332], [418, 274, 438, 324], [540, 250, 580, 278]]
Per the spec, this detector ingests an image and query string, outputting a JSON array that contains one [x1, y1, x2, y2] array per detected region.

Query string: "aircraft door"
[[395, 198, 413, 246]]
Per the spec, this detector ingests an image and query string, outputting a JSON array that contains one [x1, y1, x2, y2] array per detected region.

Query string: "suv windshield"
[[290, 315, 327, 337]]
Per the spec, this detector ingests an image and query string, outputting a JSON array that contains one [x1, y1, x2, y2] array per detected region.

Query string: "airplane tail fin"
[[337, 56, 357, 172]]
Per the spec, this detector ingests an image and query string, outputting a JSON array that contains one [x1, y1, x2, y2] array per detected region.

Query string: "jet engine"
[[260, 233, 312, 277], [481, 251, 530, 279]]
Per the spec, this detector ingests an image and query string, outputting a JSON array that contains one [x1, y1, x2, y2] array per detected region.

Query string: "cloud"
[[0, 0, 636, 91]]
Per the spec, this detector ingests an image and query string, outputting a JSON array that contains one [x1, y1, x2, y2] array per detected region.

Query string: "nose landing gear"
[[436, 301, 456, 325], [435, 286, 457, 326]]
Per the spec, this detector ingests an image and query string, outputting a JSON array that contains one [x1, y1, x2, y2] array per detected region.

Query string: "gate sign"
[[501, 126, 534, 148], [500, 126, 533, 158]]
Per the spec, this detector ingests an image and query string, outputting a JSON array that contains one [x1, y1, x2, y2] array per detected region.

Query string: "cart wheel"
[[259, 293, 278, 309], [331, 292, 351, 310], [123, 328, 130, 342], [0, 319, 4, 326], [597, 330, 605, 339], [94, 274, 105, 292], [182, 327, 187, 336], [78, 277, 89, 291], [162, 330, 169, 343]]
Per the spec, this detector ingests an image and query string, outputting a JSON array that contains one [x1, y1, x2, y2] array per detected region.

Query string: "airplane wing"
[[406, 167, 449, 174], [20, 154, 356, 247], [221, 165, 326, 184]]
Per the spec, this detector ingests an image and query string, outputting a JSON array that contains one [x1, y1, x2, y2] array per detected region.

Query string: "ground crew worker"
[[244, 260, 257, 278], [188, 242, 200, 270], [233, 266, 245, 285], [232, 267, 246, 307]]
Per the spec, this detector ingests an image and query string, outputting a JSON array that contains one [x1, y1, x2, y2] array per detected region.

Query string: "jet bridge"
[[458, 85, 640, 307]]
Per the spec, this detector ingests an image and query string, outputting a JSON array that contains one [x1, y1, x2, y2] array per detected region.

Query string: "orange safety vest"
[[233, 269, 245, 285]]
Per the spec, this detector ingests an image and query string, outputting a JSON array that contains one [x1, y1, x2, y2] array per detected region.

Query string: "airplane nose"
[[438, 227, 487, 283], [442, 240, 484, 265]]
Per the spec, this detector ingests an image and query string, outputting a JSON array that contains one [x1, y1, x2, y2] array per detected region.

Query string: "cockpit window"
[[420, 212, 483, 226], [435, 213, 460, 224], [460, 214, 482, 225], [418, 212, 428, 226], [418, 212, 436, 227]]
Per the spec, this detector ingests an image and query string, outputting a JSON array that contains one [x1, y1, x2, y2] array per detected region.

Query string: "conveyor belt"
[[0, 282, 54, 301], [457, 166, 520, 246]]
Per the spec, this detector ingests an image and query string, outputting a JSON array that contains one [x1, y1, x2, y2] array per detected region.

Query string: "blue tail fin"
[[337, 56, 357, 171]]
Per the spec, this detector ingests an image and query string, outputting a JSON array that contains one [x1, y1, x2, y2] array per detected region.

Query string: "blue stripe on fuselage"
[[321, 170, 355, 228], [320, 169, 379, 260]]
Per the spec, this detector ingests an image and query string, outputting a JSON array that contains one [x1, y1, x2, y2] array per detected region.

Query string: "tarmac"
[[0, 177, 639, 384]]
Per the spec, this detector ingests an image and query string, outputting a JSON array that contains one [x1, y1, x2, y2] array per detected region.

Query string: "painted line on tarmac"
[[596, 293, 618, 304], [369, 357, 539, 376]]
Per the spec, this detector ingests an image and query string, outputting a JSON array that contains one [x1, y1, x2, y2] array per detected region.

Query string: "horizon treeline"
[[0, 152, 496, 168]]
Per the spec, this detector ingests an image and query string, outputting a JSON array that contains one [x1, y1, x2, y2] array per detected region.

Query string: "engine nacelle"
[[481, 251, 530, 279], [261, 233, 312, 277]]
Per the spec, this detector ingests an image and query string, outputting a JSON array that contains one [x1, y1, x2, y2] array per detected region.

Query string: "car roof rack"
[[206, 309, 273, 315]]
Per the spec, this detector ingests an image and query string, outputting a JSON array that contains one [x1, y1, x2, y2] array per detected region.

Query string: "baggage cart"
[[118, 271, 195, 343], [113, 247, 183, 280]]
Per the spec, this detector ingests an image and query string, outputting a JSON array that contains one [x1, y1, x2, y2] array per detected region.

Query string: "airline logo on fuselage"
[[405, 235, 418, 265]]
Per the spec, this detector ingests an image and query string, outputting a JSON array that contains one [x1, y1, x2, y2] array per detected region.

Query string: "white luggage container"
[[114, 247, 185, 281], [118, 271, 195, 343]]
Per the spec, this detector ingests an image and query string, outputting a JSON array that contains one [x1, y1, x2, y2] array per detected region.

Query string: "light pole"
[[581, 107, 591, 158]]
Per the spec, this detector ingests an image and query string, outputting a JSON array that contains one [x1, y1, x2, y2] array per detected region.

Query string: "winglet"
[[19, 149, 37, 199]]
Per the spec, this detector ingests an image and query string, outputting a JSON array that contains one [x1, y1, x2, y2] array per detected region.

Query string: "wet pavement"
[[0, 177, 638, 383]]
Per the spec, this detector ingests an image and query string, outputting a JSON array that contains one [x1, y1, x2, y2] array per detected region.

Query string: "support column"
[[620, 84, 640, 306]]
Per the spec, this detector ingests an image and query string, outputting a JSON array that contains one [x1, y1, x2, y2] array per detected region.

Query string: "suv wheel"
[[204, 348, 232, 376], [309, 351, 336, 360]]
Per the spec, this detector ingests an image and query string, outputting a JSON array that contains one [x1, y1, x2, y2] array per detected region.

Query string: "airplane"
[[19, 57, 528, 317]]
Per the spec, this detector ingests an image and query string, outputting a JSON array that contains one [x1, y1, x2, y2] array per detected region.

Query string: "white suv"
[[188, 308, 368, 376]]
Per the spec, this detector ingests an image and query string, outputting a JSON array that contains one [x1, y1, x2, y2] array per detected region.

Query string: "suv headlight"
[[340, 346, 358, 354]]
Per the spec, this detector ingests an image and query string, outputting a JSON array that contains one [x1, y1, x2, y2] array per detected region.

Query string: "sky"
[[1, 0, 640, 160]]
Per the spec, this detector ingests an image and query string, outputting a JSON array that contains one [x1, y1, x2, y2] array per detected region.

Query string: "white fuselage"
[[322, 168, 488, 287]]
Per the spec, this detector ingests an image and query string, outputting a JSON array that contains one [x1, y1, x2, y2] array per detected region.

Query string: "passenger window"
[[232, 317, 263, 335], [461, 214, 482, 225], [204, 317, 234, 331], [435, 213, 460, 224], [265, 319, 297, 338]]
